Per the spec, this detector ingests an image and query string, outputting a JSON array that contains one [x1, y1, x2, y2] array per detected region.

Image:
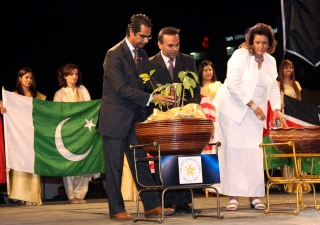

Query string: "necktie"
[[168, 58, 174, 81], [133, 49, 139, 72]]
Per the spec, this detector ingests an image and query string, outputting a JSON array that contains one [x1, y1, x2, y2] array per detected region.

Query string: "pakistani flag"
[[2, 90, 105, 176]]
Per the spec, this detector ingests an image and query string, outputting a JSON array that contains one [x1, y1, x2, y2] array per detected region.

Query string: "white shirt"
[[125, 38, 137, 58], [161, 51, 176, 68]]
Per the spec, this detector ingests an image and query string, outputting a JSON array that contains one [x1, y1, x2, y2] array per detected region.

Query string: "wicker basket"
[[135, 118, 214, 156], [269, 126, 320, 154]]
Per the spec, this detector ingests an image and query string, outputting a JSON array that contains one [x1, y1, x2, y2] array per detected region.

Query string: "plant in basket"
[[137, 69, 212, 156], [140, 69, 171, 111], [147, 69, 198, 111]]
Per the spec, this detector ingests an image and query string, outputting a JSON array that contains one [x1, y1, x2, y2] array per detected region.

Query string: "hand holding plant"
[[140, 69, 198, 111]]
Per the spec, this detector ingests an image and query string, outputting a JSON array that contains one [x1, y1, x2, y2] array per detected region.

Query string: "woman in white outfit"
[[53, 63, 95, 204], [212, 23, 285, 211]]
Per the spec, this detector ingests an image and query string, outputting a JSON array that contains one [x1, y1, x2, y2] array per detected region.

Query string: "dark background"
[[1, 0, 319, 101]]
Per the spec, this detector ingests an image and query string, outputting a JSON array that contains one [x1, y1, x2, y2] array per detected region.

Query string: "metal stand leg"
[[130, 142, 224, 223]]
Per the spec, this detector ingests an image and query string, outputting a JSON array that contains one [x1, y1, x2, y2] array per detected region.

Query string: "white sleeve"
[[79, 85, 91, 101], [226, 49, 251, 108], [268, 60, 281, 111], [53, 89, 63, 102]]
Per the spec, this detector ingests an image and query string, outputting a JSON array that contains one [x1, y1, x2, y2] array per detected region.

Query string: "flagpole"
[[280, 90, 284, 114], [280, 0, 286, 61], [2, 87, 11, 195]]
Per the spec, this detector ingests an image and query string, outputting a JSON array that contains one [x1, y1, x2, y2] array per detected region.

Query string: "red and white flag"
[[0, 116, 6, 183], [283, 95, 320, 127], [200, 94, 215, 153], [264, 95, 320, 174]]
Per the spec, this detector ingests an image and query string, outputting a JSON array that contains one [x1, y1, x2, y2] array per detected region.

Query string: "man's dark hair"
[[126, 14, 153, 36], [158, 27, 180, 43], [58, 186, 65, 191]]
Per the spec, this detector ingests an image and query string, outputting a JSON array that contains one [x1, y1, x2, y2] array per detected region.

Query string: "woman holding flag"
[[2, 67, 46, 206], [212, 23, 285, 211], [278, 59, 301, 105], [198, 60, 222, 154], [199, 60, 222, 103], [54, 63, 98, 204], [198, 60, 222, 197], [278, 59, 311, 194]]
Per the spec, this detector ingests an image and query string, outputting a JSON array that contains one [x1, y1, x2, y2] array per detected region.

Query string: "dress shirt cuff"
[[146, 94, 153, 106]]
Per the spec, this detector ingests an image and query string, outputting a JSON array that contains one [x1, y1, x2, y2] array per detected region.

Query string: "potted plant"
[[137, 70, 213, 156], [140, 69, 199, 110]]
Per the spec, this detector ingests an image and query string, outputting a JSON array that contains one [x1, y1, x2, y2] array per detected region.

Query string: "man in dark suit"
[[147, 27, 201, 214], [97, 14, 174, 220], [147, 27, 201, 116]]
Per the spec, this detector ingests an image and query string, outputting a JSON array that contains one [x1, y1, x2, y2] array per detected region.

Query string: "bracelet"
[[250, 103, 258, 111]]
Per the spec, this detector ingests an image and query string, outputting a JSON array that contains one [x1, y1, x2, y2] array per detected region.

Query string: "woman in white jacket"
[[53, 63, 96, 204], [213, 23, 285, 211]]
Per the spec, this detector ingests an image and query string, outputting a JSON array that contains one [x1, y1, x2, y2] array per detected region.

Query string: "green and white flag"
[[2, 90, 105, 176]]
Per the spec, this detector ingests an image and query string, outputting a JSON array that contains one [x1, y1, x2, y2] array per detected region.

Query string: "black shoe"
[[175, 203, 201, 214], [162, 203, 176, 216], [166, 203, 176, 209]]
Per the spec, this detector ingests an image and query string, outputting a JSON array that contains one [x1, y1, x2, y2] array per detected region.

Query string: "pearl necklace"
[[255, 56, 264, 63], [255, 56, 264, 69]]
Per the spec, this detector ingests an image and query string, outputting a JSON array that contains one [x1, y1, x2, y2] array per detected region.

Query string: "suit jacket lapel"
[[122, 40, 144, 90], [137, 49, 146, 90], [122, 39, 138, 74], [137, 49, 145, 75], [174, 53, 183, 83]]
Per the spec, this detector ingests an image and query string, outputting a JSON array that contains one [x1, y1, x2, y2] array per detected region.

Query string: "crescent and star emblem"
[[55, 118, 96, 162]]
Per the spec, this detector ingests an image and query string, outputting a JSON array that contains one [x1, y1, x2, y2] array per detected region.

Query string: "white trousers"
[[63, 176, 91, 200]]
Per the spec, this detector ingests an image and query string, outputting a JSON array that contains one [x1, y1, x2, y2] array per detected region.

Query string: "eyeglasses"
[[137, 32, 152, 40]]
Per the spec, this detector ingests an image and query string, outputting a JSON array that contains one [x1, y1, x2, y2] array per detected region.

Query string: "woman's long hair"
[[278, 59, 300, 99], [15, 67, 37, 98], [198, 60, 217, 86], [57, 63, 82, 88]]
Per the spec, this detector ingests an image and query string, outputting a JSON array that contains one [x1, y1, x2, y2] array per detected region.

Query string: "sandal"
[[75, 198, 86, 204], [69, 198, 79, 204], [226, 199, 238, 211], [251, 199, 266, 210]]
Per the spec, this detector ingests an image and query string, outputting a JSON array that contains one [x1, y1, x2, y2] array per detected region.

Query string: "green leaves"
[[139, 69, 155, 84], [176, 84, 182, 97], [188, 71, 199, 83], [139, 73, 149, 84], [152, 83, 172, 110], [148, 69, 199, 110], [178, 70, 198, 101], [152, 83, 171, 96]]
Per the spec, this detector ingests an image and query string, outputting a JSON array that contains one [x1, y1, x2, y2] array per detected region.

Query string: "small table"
[[130, 142, 224, 223]]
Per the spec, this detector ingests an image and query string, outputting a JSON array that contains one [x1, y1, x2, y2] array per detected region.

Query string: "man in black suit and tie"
[[97, 14, 174, 220], [147, 27, 201, 116], [147, 27, 201, 214]]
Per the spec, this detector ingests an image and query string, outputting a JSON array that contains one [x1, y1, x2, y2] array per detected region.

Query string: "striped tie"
[[133, 49, 139, 72], [168, 58, 174, 80]]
